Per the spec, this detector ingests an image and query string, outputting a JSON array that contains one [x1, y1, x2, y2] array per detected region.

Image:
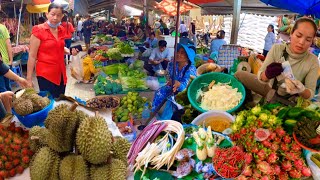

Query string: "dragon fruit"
[[251, 146, 259, 153], [236, 175, 248, 180], [262, 140, 272, 148], [280, 144, 289, 151], [242, 166, 252, 176], [281, 161, 292, 171], [270, 143, 279, 151], [261, 175, 269, 180], [291, 142, 301, 152], [252, 169, 262, 178], [282, 135, 291, 144], [257, 161, 272, 174], [285, 152, 299, 161], [289, 168, 301, 178], [272, 165, 281, 175], [267, 153, 278, 164], [301, 167, 312, 177], [293, 159, 304, 169], [268, 132, 277, 140], [254, 128, 270, 141]]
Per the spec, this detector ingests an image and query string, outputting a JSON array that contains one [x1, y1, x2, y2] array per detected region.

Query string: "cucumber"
[[284, 119, 297, 127]]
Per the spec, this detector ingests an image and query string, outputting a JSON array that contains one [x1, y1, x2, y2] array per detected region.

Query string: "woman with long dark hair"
[[263, 24, 275, 57]]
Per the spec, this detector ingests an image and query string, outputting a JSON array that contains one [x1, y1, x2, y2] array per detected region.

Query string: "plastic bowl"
[[191, 110, 234, 133], [12, 91, 54, 128], [293, 133, 320, 152], [187, 72, 246, 113]]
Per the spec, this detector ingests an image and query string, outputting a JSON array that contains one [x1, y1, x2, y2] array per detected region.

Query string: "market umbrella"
[[155, 0, 193, 16], [260, 0, 320, 18]]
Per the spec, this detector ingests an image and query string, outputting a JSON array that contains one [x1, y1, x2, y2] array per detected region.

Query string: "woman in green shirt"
[[235, 18, 319, 104]]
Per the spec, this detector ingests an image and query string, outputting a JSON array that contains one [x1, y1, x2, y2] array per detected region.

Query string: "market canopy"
[[26, 0, 69, 13], [260, 0, 320, 18], [155, 0, 194, 16]]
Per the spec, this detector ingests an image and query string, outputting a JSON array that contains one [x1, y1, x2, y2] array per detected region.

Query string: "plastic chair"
[[10, 60, 23, 86]]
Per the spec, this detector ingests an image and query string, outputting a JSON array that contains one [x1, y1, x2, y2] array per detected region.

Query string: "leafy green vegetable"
[[94, 75, 122, 95], [107, 48, 123, 61]]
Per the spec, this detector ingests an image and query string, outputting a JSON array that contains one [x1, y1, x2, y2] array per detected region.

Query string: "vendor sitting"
[[152, 43, 197, 112], [83, 47, 99, 83], [235, 18, 319, 105], [144, 40, 171, 76]]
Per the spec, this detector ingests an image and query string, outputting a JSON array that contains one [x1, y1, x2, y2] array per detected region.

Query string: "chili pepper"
[[309, 135, 320, 145]]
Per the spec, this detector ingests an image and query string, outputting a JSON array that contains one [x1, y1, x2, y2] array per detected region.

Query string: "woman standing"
[[235, 18, 319, 105], [27, 3, 69, 98], [263, 24, 276, 57], [151, 43, 197, 112], [61, 14, 75, 63]]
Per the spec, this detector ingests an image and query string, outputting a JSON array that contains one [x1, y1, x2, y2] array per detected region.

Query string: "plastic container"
[[12, 91, 54, 128], [141, 103, 151, 124], [187, 72, 246, 113]]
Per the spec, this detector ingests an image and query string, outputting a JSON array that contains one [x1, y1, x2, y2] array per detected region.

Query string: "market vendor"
[[235, 18, 319, 105], [82, 47, 100, 83], [26, 3, 70, 98], [151, 43, 197, 112], [144, 40, 171, 76], [0, 59, 28, 118]]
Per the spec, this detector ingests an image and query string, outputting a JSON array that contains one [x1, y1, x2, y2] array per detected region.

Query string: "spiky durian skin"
[[59, 155, 88, 180], [28, 94, 50, 112], [44, 104, 78, 152], [76, 116, 112, 164], [112, 137, 131, 163], [90, 164, 111, 180], [110, 159, 127, 180], [14, 99, 33, 116], [29, 126, 45, 152], [47, 153, 60, 180], [30, 147, 58, 180]]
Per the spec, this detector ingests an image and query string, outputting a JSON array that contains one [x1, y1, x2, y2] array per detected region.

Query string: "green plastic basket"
[[187, 72, 246, 113]]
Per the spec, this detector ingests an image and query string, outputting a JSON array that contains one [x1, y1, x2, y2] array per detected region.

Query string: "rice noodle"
[[198, 83, 242, 111]]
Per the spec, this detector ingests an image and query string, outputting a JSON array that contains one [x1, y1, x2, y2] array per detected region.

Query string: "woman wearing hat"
[[235, 18, 319, 105], [151, 43, 197, 112]]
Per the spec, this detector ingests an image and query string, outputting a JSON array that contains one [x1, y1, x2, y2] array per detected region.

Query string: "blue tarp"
[[261, 0, 320, 18]]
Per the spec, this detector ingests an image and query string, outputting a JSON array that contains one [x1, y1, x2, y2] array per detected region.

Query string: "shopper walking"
[[27, 3, 70, 98], [263, 24, 276, 57], [77, 17, 83, 41], [82, 15, 93, 51], [0, 11, 13, 92]]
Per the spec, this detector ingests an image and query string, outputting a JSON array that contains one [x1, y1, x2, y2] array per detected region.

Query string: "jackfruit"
[[112, 137, 131, 163], [13, 99, 33, 116], [76, 116, 113, 164], [110, 159, 127, 180], [90, 164, 111, 180], [59, 155, 88, 180], [30, 147, 59, 180]]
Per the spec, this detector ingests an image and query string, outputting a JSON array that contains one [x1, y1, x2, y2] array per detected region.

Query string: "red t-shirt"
[[61, 22, 75, 39], [32, 23, 67, 85]]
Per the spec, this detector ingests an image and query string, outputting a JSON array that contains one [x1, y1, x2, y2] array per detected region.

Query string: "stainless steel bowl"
[[155, 70, 167, 76]]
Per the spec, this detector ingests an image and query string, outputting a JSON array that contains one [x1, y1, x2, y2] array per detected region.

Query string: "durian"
[[28, 94, 50, 112], [59, 155, 88, 180], [90, 164, 111, 180], [110, 159, 127, 180], [112, 137, 131, 163], [30, 147, 59, 180], [76, 116, 113, 164], [13, 99, 33, 116], [29, 126, 45, 152], [47, 153, 60, 180]]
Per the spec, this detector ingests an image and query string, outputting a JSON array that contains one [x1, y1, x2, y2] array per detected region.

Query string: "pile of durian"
[[28, 103, 131, 180], [13, 88, 51, 116]]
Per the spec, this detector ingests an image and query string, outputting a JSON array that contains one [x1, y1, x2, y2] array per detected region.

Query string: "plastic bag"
[[306, 152, 320, 180], [146, 76, 160, 91], [70, 54, 84, 81]]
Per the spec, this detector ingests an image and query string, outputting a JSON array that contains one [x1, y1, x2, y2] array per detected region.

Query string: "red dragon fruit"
[[289, 168, 301, 178], [272, 165, 281, 175], [252, 169, 262, 178], [267, 152, 278, 164], [257, 161, 272, 174], [301, 167, 312, 177], [257, 149, 267, 161], [261, 175, 269, 180], [293, 159, 304, 169], [270, 143, 279, 151], [244, 153, 253, 164], [275, 127, 286, 137], [240, 128, 247, 135], [268, 132, 277, 140], [278, 172, 289, 180], [280, 144, 289, 151], [242, 166, 252, 176], [250, 127, 257, 133], [236, 175, 248, 180], [291, 142, 301, 152], [251, 146, 259, 153], [282, 135, 292, 144], [281, 160, 292, 171], [274, 137, 281, 144], [262, 140, 272, 148]]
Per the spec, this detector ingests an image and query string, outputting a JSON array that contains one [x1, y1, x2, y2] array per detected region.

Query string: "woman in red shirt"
[[26, 3, 70, 98], [61, 15, 74, 62]]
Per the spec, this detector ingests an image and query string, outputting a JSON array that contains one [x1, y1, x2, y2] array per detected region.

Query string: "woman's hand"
[[0, 91, 14, 112], [173, 80, 181, 92], [64, 47, 70, 55], [264, 62, 283, 79], [26, 78, 33, 88], [16, 77, 30, 88], [71, 48, 79, 56]]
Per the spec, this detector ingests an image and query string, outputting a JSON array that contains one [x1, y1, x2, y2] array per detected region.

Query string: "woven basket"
[[86, 95, 120, 111], [187, 72, 246, 113]]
